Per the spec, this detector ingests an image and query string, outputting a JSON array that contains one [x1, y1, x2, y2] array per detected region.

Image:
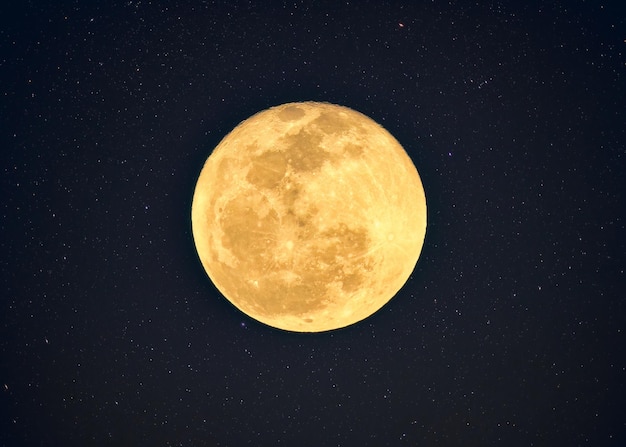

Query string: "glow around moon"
[[191, 102, 426, 332]]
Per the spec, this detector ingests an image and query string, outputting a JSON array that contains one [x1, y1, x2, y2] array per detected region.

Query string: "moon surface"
[[191, 102, 426, 332]]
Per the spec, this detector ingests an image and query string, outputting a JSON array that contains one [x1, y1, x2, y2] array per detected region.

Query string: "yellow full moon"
[[191, 102, 426, 332]]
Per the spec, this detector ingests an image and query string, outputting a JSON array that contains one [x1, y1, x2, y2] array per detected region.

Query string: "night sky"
[[1, 1, 625, 446]]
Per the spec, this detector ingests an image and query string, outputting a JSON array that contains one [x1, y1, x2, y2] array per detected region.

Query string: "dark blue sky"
[[1, 1, 624, 445]]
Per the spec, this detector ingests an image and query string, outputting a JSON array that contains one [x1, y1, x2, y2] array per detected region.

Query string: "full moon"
[[191, 102, 427, 332]]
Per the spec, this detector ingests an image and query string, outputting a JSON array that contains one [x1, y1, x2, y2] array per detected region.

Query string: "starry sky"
[[1, 1, 625, 446]]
